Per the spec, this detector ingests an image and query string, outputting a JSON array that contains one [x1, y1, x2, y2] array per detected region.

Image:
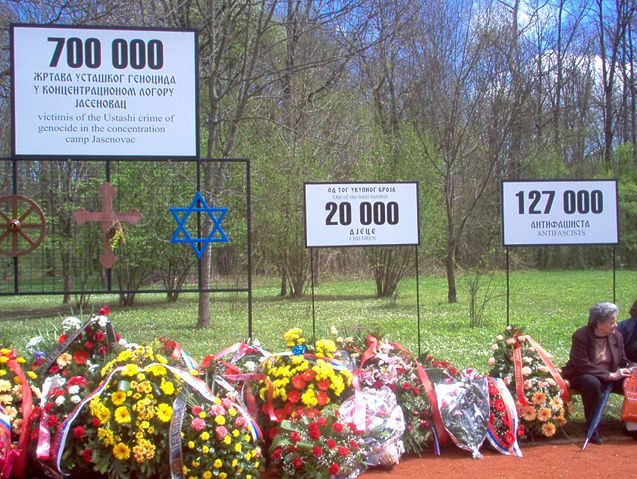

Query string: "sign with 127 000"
[[304, 182, 420, 248], [501, 179, 618, 246], [11, 24, 197, 158]]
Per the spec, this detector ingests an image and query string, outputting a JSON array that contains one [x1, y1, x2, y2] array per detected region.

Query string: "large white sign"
[[501, 180, 619, 246], [11, 24, 197, 158], [304, 182, 419, 247]]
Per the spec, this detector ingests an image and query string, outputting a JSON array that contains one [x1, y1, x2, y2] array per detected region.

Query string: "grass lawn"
[[1, 269, 634, 431]]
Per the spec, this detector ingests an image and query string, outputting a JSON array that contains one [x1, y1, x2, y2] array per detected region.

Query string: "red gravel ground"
[[361, 437, 636, 479]]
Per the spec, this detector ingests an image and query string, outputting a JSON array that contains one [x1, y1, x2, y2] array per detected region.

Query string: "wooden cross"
[[72, 182, 142, 269]]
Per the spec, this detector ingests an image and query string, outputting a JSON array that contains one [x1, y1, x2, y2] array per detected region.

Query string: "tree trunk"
[[446, 239, 457, 303], [279, 256, 287, 297]]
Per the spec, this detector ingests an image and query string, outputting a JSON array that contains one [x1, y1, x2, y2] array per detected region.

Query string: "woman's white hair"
[[588, 302, 619, 327]]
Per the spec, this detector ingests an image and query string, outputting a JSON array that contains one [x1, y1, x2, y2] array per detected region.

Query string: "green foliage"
[[523, 146, 572, 179], [615, 144, 637, 267]]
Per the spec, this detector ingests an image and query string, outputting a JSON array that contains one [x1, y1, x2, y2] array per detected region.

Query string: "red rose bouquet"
[[269, 407, 367, 479], [485, 377, 522, 456]]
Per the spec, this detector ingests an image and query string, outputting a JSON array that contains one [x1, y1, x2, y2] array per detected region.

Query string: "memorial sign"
[[501, 180, 619, 246], [11, 24, 198, 158], [304, 182, 419, 248]]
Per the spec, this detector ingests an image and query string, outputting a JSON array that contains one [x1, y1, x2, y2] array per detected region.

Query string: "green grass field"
[[1, 269, 635, 433]]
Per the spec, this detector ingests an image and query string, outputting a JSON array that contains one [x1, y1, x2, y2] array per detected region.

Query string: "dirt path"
[[362, 437, 636, 479]]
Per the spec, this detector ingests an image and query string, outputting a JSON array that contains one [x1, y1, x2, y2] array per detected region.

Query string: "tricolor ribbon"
[[168, 393, 187, 479], [1, 406, 13, 479], [36, 375, 66, 461], [486, 377, 523, 457]]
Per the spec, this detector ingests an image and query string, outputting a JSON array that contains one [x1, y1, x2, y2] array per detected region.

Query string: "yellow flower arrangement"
[[259, 328, 353, 423], [86, 345, 185, 478]]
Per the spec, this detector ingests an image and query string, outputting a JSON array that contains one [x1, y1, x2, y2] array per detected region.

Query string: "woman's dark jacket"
[[617, 317, 637, 363], [562, 325, 630, 381]]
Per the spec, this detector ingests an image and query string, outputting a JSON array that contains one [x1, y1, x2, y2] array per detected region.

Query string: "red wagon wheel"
[[0, 195, 46, 257]]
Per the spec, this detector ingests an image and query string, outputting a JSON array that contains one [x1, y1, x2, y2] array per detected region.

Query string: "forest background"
[[1, 0, 637, 331]]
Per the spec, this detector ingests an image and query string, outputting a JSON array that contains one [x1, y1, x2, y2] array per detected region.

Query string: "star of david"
[[170, 191, 229, 259]]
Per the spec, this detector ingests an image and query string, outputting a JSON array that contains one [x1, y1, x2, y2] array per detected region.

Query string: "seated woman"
[[562, 302, 636, 445], [617, 299, 637, 363]]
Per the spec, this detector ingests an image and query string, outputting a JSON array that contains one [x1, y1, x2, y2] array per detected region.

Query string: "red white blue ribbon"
[[52, 366, 125, 475], [486, 377, 522, 457], [0, 407, 12, 479]]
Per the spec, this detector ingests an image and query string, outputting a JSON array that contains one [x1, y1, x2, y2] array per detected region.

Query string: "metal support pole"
[[310, 248, 316, 345], [612, 244, 616, 304], [106, 160, 112, 292], [196, 159, 203, 311], [246, 160, 253, 339], [12, 158, 18, 294], [506, 246, 510, 326], [416, 247, 422, 356]]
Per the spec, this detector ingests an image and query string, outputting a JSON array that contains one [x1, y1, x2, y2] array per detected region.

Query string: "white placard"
[[501, 180, 619, 246], [11, 25, 197, 158], [304, 182, 419, 247]]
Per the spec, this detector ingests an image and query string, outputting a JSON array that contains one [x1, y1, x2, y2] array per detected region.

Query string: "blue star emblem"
[[169, 191, 230, 259]]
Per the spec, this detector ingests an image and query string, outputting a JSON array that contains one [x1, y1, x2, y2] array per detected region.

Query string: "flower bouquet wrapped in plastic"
[[197, 339, 269, 434], [434, 370, 490, 459], [338, 386, 405, 467], [344, 335, 458, 455]]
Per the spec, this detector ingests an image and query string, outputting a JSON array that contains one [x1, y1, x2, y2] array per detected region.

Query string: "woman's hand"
[[609, 368, 632, 380]]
